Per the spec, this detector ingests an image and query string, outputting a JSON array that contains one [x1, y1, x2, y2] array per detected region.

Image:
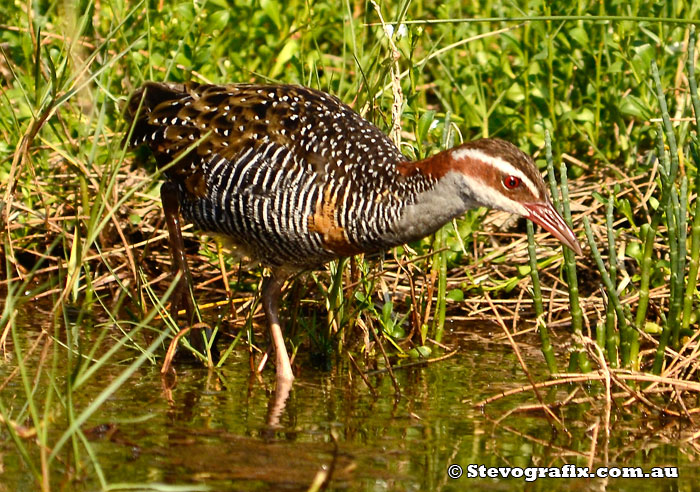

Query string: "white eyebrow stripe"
[[451, 147, 541, 199]]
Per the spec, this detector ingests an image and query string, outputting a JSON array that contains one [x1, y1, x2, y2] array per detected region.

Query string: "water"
[[1, 310, 698, 491]]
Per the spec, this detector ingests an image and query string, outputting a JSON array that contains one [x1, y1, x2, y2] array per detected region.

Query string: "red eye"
[[503, 175, 521, 189]]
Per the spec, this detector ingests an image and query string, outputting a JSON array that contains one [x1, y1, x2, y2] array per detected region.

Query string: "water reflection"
[[1, 314, 698, 491]]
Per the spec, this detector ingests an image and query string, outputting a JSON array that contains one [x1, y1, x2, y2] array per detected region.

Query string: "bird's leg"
[[160, 182, 214, 356], [260, 272, 294, 383], [160, 182, 195, 325]]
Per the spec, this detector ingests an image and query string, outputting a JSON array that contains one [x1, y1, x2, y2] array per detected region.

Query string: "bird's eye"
[[503, 175, 521, 190]]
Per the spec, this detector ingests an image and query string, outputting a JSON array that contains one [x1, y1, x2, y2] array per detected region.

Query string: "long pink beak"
[[523, 202, 583, 255]]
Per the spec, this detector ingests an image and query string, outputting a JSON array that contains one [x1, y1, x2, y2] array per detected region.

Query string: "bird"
[[125, 81, 582, 384]]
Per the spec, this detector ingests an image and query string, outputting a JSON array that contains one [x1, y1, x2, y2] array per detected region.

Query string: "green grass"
[[2, 0, 700, 488]]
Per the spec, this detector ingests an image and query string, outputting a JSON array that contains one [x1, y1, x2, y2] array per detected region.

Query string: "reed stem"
[[605, 195, 620, 367], [527, 221, 559, 373]]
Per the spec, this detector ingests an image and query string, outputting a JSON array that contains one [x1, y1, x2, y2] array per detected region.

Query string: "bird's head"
[[447, 138, 582, 255]]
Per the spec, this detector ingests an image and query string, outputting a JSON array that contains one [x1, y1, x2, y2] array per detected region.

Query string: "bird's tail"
[[124, 81, 200, 148]]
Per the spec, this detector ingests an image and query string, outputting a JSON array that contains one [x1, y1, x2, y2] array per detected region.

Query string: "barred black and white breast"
[[126, 82, 440, 269]]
